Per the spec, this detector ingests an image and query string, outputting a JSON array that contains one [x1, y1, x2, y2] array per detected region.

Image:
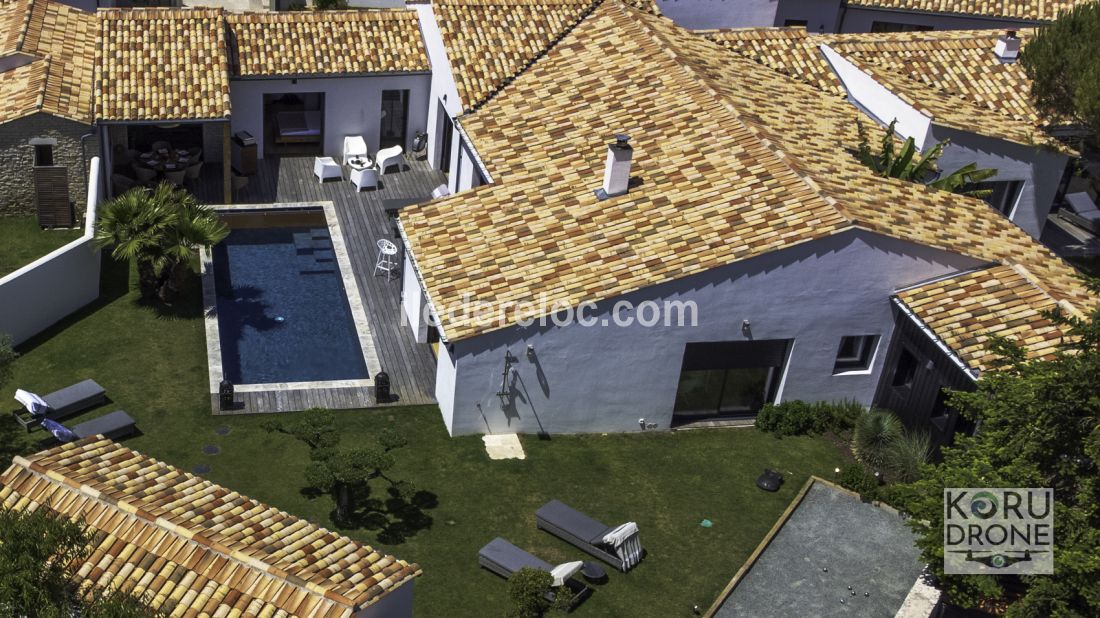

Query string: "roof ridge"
[[1008, 262, 1085, 320], [22, 438, 415, 610], [621, 3, 858, 226]]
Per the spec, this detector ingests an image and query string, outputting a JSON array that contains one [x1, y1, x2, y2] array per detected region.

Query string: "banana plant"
[[857, 119, 997, 198]]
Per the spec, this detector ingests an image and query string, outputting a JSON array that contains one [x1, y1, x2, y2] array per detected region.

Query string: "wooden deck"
[[196, 156, 445, 413]]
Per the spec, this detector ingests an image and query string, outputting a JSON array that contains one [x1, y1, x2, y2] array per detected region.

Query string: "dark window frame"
[[833, 334, 880, 373]]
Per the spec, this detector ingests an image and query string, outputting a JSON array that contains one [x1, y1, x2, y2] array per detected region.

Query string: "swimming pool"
[[210, 212, 369, 385]]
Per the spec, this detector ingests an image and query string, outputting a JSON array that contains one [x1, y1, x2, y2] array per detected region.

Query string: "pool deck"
[[196, 156, 445, 414]]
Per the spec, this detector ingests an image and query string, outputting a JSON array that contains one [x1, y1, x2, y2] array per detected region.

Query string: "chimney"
[[595, 134, 632, 200], [994, 30, 1021, 62]]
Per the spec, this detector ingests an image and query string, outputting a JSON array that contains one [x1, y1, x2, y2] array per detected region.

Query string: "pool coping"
[[200, 201, 380, 406]]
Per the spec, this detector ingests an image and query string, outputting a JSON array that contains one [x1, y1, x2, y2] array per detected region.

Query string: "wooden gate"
[[34, 165, 72, 227]]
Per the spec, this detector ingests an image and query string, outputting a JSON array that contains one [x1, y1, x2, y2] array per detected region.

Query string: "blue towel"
[[41, 419, 77, 443]]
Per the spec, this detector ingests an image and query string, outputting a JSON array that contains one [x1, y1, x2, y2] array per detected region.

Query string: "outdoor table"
[[580, 562, 607, 584]]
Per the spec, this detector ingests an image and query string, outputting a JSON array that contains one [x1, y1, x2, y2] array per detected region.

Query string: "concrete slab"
[[483, 433, 525, 460]]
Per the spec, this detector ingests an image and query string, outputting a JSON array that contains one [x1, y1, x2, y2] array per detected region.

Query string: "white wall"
[[435, 335, 458, 433], [821, 44, 933, 148], [228, 74, 431, 160], [839, 8, 1039, 33], [418, 2, 462, 174], [0, 157, 102, 346], [931, 125, 1068, 239], [354, 581, 414, 618], [436, 230, 984, 435], [401, 251, 429, 343]]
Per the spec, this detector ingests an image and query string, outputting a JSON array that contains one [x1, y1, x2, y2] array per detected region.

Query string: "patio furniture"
[[314, 156, 342, 183], [580, 561, 608, 584], [478, 537, 592, 609], [187, 146, 202, 160], [431, 184, 451, 199], [164, 169, 186, 187], [1061, 192, 1100, 234], [40, 411, 137, 445], [184, 161, 203, 185], [376, 145, 404, 175], [343, 136, 369, 165], [350, 166, 379, 192], [111, 173, 136, 194], [232, 172, 250, 200], [12, 379, 107, 432], [374, 238, 398, 278], [150, 140, 171, 153], [536, 500, 644, 572], [131, 163, 157, 187]]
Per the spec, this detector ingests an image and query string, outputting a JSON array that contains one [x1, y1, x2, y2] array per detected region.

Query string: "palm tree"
[[856, 119, 997, 198], [94, 183, 227, 303]]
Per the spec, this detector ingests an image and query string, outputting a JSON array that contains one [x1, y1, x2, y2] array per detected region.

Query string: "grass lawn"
[[1, 257, 846, 617], [0, 215, 82, 276]]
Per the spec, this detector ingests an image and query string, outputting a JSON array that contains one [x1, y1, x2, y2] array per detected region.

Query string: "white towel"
[[603, 522, 638, 547], [14, 389, 49, 415], [549, 560, 584, 587]]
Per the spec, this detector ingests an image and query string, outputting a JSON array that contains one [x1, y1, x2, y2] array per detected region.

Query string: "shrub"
[[507, 567, 571, 617], [837, 463, 879, 498], [852, 409, 903, 467], [755, 400, 865, 436], [883, 430, 931, 483]]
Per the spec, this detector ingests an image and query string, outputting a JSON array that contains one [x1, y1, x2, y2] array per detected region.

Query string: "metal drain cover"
[[202, 445, 221, 456], [214, 425, 231, 436], [192, 464, 212, 475]]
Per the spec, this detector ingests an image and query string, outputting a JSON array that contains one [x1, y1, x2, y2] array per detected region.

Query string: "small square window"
[[784, 19, 808, 27], [833, 335, 879, 373]]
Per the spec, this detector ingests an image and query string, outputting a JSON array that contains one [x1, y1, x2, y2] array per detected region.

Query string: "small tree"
[[1021, 3, 1100, 136], [94, 184, 227, 303], [856, 120, 997, 196]]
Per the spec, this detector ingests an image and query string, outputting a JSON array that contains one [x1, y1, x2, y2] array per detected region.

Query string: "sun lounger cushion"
[[40, 418, 77, 443], [14, 389, 49, 415], [72, 410, 136, 441], [550, 561, 584, 587], [537, 500, 614, 545], [1066, 192, 1100, 217], [479, 537, 552, 575], [41, 379, 107, 418]]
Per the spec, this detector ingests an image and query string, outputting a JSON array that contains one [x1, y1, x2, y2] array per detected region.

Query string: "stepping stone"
[[482, 433, 525, 460], [214, 425, 231, 436], [202, 444, 221, 456], [192, 464, 211, 475]]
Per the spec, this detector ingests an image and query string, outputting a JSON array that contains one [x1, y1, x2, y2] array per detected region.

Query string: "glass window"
[[834, 335, 879, 372], [673, 340, 790, 419], [784, 19, 808, 27], [871, 21, 934, 32], [966, 180, 1023, 216], [892, 348, 919, 388]]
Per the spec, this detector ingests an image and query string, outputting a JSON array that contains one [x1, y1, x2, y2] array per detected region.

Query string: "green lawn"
[[0, 257, 846, 617], [0, 216, 82, 276]]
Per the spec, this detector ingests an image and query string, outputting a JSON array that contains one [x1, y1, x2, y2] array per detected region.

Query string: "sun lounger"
[[39, 411, 137, 447], [1061, 192, 1100, 234], [478, 538, 592, 609], [12, 379, 107, 431], [536, 500, 644, 571]]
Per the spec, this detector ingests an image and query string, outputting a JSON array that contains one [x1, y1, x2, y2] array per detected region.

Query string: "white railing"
[[0, 157, 103, 346]]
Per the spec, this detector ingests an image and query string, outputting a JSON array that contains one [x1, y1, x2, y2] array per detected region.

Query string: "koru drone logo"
[[944, 488, 1053, 575]]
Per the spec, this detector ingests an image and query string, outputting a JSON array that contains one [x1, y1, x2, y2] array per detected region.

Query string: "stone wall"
[[0, 114, 95, 220]]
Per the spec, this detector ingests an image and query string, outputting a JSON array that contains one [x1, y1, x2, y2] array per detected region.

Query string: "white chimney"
[[994, 30, 1021, 62], [596, 134, 632, 200]]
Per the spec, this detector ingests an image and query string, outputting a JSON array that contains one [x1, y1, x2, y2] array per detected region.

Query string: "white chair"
[[343, 136, 368, 165], [376, 145, 404, 175], [350, 166, 379, 192], [374, 238, 398, 278], [314, 156, 342, 183], [430, 184, 451, 199], [131, 163, 157, 187]]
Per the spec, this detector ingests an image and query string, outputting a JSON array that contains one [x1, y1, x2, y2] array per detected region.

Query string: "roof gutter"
[[890, 296, 979, 381], [395, 217, 452, 344]]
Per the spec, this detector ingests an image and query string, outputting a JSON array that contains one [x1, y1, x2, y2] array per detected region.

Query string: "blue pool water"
[[212, 225, 369, 384]]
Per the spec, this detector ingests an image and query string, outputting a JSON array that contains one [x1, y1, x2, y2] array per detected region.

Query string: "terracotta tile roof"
[[402, 1, 1093, 356], [0, 438, 421, 617], [432, 0, 601, 110], [845, 0, 1089, 22], [895, 265, 1073, 372], [701, 27, 1058, 147], [227, 10, 429, 78], [96, 8, 230, 121], [0, 0, 94, 124]]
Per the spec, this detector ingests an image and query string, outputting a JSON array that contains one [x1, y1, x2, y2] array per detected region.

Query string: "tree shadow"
[[331, 484, 438, 544]]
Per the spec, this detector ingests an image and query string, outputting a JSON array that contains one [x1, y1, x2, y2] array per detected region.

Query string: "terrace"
[[191, 156, 445, 413]]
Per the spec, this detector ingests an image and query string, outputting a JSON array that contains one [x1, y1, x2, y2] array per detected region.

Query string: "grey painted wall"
[[839, 7, 1040, 33], [774, 0, 845, 31], [355, 580, 414, 618], [0, 157, 102, 346], [931, 125, 1068, 239], [228, 74, 431, 160], [656, 0, 779, 29], [437, 229, 983, 436]]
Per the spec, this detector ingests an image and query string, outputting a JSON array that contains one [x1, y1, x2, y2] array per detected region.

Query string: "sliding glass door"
[[673, 340, 790, 422]]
